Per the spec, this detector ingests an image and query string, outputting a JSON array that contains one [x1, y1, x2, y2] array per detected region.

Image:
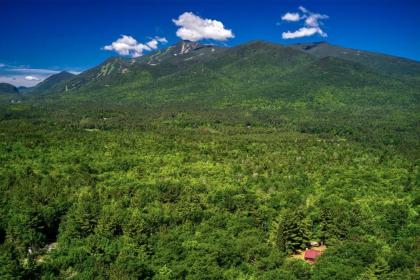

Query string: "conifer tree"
[[276, 209, 310, 253]]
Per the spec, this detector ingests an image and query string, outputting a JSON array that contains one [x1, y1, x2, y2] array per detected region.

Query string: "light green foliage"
[[0, 106, 417, 278]]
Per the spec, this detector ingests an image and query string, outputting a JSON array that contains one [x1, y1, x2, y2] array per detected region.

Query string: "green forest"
[[0, 41, 419, 279]]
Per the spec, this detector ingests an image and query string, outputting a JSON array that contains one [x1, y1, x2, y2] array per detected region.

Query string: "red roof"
[[304, 249, 321, 259]]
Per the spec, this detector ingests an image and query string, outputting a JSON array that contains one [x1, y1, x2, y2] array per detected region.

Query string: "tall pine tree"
[[275, 209, 310, 253]]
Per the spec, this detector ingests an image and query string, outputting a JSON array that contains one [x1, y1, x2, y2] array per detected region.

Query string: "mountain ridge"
[[0, 82, 19, 94], [20, 40, 420, 97], [289, 41, 420, 76], [29, 71, 76, 94]]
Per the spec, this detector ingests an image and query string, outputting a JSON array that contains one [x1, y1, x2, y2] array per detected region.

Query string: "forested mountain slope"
[[0, 83, 18, 94], [289, 41, 420, 77], [27, 71, 76, 94], [0, 40, 419, 279], [23, 40, 420, 103]]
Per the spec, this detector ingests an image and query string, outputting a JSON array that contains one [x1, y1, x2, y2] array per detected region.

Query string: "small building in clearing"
[[304, 249, 322, 263]]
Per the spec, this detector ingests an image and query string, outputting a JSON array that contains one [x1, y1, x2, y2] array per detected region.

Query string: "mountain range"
[[1, 40, 419, 109]]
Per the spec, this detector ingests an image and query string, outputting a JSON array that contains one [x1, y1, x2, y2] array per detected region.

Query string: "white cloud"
[[173, 12, 234, 42], [103, 35, 167, 58], [0, 65, 81, 87], [298, 6, 309, 14], [305, 13, 329, 28], [281, 12, 302, 22], [282, 27, 323, 39], [0, 75, 43, 87], [146, 36, 168, 49], [0, 63, 5, 68], [25, 76, 40, 81], [281, 6, 329, 39]]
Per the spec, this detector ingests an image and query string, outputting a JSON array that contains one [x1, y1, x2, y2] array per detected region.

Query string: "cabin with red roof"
[[304, 249, 321, 263]]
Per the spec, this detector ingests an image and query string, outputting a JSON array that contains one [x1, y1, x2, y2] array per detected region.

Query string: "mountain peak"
[[241, 40, 279, 48], [290, 41, 329, 51], [173, 40, 204, 55], [47, 71, 75, 80], [55, 70, 74, 76], [28, 70, 76, 94], [293, 41, 328, 46]]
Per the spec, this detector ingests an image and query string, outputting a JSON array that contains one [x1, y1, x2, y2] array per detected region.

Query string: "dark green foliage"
[[0, 83, 18, 94], [315, 196, 364, 244], [0, 245, 22, 280], [17, 86, 30, 93], [275, 209, 310, 253], [312, 241, 379, 280]]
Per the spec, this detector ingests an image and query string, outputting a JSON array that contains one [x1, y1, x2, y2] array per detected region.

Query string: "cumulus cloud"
[[25, 76, 40, 81], [281, 12, 302, 22], [281, 6, 329, 39], [173, 12, 234, 42], [146, 37, 168, 49], [103, 35, 167, 58]]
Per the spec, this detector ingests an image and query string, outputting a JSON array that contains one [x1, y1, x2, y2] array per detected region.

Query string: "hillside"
[[25, 41, 420, 103], [39, 41, 226, 94], [17, 86, 30, 93], [29, 71, 76, 94], [36, 41, 418, 115], [289, 42, 420, 76], [0, 82, 18, 94], [23, 41, 419, 154], [136, 40, 226, 66]]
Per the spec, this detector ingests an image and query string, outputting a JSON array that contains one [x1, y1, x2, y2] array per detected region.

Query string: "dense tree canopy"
[[0, 99, 418, 279]]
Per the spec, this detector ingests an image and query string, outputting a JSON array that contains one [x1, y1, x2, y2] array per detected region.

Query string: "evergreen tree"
[[356, 258, 389, 280], [275, 209, 310, 253]]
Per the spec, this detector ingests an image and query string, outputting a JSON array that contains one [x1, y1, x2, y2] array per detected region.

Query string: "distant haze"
[[0, 65, 80, 87]]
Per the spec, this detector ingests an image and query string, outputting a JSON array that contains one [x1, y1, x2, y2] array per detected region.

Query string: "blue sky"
[[1, 0, 419, 86]]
